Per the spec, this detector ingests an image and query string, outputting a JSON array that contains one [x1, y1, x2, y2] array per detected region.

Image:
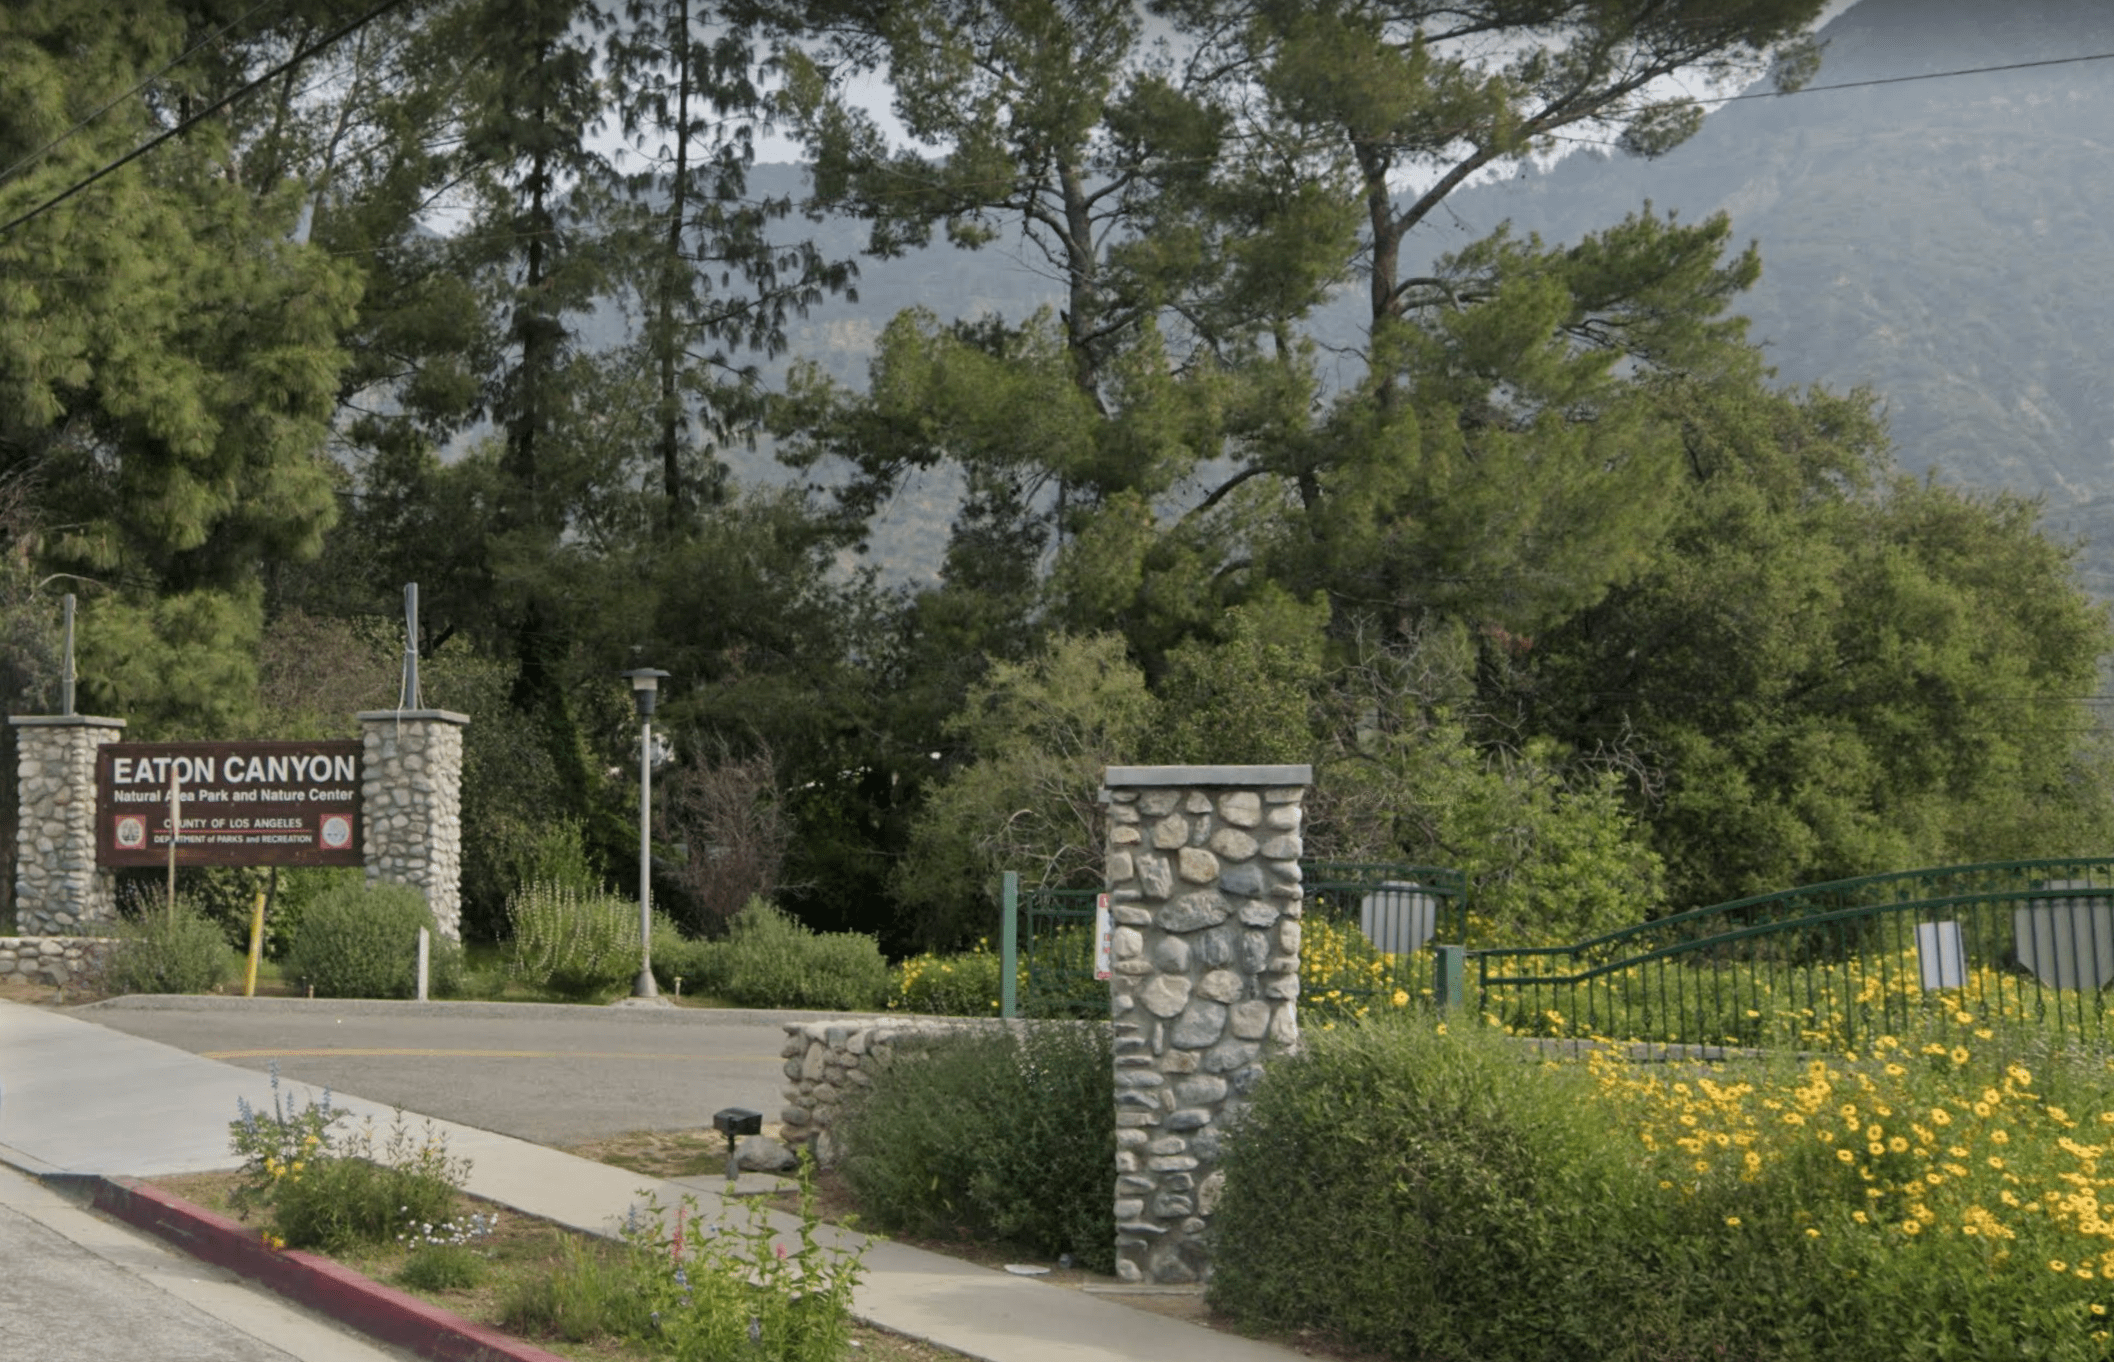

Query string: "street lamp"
[[622, 667, 671, 1000]]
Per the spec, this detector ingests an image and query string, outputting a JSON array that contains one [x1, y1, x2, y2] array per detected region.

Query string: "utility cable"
[[1680, 49, 2114, 108], [0, 0, 416, 240]]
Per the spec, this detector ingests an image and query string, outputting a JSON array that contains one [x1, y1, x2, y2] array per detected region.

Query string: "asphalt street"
[[0, 1164, 412, 1362], [68, 998, 805, 1146]]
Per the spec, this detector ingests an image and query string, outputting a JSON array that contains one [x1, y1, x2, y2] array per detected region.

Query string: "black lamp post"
[[621, 668, 671, 999]]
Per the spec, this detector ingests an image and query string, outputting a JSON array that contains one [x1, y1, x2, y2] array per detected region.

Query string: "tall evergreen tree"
[[0, 0, 360, 734]]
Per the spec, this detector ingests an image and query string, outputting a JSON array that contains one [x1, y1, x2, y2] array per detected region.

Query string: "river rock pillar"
[[358, 710, 468, 941], [8, 715, 126, 934], [1102, 763, 1310, 1286]]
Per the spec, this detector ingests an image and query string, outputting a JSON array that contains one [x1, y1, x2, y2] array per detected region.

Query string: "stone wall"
[[357, 711, 468, 941], [1102, 763, 1310, 1286], [0, 935, 116, 988], [9, 716, 126, 935], [778, 1016, 1012, 1163]]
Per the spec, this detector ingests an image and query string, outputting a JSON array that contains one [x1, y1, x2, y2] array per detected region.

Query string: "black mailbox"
[[713, 1107, 762, 1139]]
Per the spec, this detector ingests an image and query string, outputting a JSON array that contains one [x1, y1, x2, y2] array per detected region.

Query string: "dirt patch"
[[561, 1128, 750, 1181]]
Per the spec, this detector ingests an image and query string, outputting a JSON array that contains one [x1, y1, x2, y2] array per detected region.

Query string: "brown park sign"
[[96, 740, 363, 868]]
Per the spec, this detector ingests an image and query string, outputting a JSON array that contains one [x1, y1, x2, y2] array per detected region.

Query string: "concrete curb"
[[64, 1174, 568, 1362]]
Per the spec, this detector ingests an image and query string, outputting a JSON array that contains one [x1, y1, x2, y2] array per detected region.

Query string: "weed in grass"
[[627, 1161, 867, 1362], [229, 1063, 467, 1252], [399, 1242, 487, 1291], [500, 1232, 657, 1342], [499, 1158, 866, 1361]]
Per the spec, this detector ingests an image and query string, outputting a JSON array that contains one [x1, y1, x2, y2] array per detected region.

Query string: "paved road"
[[69, 998, 806, 1147], [0, 1164, 412, 1362]]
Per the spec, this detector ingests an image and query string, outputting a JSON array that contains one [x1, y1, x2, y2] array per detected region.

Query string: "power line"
[[0, 0, 416, 241], [1679, 50, 2114, 109]]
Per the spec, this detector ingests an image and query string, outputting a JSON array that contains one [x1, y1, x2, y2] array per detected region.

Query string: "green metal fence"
[[1017, 883, 1106, 1019], [1000, 861, 1471, 1020], [1470, 858, 2114, 1047], [1300, 862, 1468, 1017]]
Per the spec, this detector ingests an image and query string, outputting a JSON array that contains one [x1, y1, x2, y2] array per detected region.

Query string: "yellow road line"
[[200, 1047, 777, 1061]]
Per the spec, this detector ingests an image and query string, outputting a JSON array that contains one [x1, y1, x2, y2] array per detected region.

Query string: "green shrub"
[[837, 1022, 1114, 1270], [264, 867, 364, 961], [718, 899, 886, 1010], [506, 882, 641, 999], [285, 881, 460, 999], [648, 913, 722, 996], [229, 1068, 465, 1252], [101, 900, 236, 995], [888, 942, 1009, 1015], [1208, 1016, 1681, 1362]]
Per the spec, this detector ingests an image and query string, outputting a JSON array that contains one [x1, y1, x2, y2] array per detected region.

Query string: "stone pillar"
[[358, 710, 469, 941], [1102, 763, 1309, 1286], [8, 715, 126, 935]]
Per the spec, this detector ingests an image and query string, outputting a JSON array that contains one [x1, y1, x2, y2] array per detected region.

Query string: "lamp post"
[[622, 668, 671, 999]]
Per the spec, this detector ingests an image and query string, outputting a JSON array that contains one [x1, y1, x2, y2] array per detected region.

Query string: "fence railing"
[[1300, 863, 1467, 1021], [1015, 881, 1106, 1019], [1471, 860, 2114, 1047]]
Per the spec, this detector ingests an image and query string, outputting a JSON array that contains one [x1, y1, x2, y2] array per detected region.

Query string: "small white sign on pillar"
[[1094, 893, 1112, 981]]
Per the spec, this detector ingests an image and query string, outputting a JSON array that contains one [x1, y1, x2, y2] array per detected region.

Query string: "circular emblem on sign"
[[320, 814, 353, 850], [114, 815, 146, 850]]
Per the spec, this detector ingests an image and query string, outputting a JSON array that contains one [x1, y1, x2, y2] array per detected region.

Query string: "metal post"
[[402, 583, 421, 711], [244, 888, 265, 998], [416, 926, 430, 1002], [59, 593, 75, 716], [165, 770, 181, 922], [1434, 944, 1466, 1012], [635, 714, 658, 998], [1001, 870, 1019, 1019]]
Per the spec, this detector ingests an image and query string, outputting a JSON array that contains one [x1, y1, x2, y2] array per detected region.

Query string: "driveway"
[[66, 997, 810, 1147]]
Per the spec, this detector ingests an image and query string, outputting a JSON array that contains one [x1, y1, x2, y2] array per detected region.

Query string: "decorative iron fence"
[[1002, 861, 1472, 1021], [1287, 862, 1468, 1022], [1018, 884, 1106, 1019], [1471, 859, 2114, 1047]]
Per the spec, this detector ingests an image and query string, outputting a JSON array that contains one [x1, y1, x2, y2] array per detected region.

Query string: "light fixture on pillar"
[[621, 667, 671, 999]]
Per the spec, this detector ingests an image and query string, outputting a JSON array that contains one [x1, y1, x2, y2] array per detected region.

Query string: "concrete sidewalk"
[[0, 1000, 1305, 1362]]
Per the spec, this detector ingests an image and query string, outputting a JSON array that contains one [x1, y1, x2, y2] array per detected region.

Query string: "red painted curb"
[[87, 1177, 570, 1362]]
